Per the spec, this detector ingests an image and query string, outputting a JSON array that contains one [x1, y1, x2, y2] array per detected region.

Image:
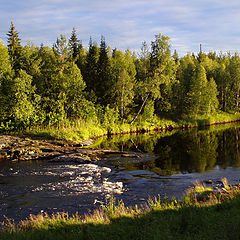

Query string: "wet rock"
[[49, 141, 66, 147], [0, 135, 96, 162], [40, 148, 55, 153], [101, 167, 111, 173], [78, 139, 94, 146], [121, 153, 140, 158], [50, 153, 91, 163]]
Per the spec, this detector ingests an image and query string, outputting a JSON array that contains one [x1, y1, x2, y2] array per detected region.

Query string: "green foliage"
[[2, 24, 240, 134], [61, 63, 86, 118], [10, 70, 40, 126], [142, 99, 155, 121], [0, 120, 15, 132], [0, 40, 11, 77], [101, 105, 120, 130], [111, 49, 136, 119], [186, 64, 209, 116]]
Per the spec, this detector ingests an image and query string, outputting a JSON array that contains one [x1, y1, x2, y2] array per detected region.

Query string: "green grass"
[[1, 180, 240, 240], [24, 120, 106, 142], [23, 112, 240, 143], [179, 112, 240, 128]]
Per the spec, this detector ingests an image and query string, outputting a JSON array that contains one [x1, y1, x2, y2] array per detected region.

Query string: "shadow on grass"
[[1, 196, 240, 240]]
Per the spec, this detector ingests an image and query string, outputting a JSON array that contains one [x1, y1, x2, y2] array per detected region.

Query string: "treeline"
[[0, 22, 240, 130]]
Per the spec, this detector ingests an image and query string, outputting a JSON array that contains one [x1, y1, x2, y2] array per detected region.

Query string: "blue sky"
[[1, 0, 240, 56]]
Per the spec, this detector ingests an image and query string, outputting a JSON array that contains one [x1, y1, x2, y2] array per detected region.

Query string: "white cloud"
[[1, 0, 240, 55]]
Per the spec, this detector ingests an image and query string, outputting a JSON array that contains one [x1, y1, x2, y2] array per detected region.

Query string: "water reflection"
[[95, 124, 240, 175]]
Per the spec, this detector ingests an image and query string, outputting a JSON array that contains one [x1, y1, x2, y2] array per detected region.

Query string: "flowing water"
[[1, 124, 240, 222]]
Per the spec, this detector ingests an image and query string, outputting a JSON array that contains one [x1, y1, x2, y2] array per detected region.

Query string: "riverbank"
[[1, 112, 240, 161], [1, 112, 240, 162], [20, 112, 240, 143], [0, 134, 135, 162], [1, 180, 240, 240]]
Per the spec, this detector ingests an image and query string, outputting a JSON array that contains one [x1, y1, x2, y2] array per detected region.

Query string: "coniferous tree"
[[69, 27, 80, 61], [84, 38, 99, 99], [96, 36, 112, 105], [7, 22, 23, 72]]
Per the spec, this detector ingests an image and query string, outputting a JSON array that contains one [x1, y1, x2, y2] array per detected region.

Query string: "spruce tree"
[[69, 27, 80, 61], [97, 36, 112, 105], [7, 22, 23, 72], [84, 38, 99, 99]]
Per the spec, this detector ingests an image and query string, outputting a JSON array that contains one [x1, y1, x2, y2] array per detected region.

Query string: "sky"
[[1, 0, 240, 56]]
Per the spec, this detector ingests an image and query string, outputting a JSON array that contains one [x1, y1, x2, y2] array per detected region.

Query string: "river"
[[1, 123, 240, 222]]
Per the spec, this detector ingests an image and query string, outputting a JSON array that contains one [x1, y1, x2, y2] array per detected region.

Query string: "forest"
[[0, 22, 240, 134]]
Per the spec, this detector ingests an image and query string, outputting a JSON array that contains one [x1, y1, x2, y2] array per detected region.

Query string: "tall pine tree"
[[97, 36, 112, 105], [7, 22, 23, 72], [84, 38, 99, 100], [69, 27, 80, 61]]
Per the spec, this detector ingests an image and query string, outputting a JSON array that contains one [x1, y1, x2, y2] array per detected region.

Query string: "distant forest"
[[0, 22, 240, 130]]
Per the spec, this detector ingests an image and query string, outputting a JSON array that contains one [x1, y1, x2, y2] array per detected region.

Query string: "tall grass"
[[1, 181, 240, 240], [24, 112, 240, 143]]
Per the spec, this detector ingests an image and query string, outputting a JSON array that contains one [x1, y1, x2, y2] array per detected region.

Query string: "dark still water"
[[1, 124, 240, 222]]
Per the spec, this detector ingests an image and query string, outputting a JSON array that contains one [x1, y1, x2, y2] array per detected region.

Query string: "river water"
[[1, 124, 240, 222]]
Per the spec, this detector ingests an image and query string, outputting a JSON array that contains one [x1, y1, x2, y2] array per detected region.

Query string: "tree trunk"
[[130, 92, 150, 125]]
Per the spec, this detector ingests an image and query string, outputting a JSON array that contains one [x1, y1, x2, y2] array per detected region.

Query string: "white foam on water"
[[32, 163, 124, 196]]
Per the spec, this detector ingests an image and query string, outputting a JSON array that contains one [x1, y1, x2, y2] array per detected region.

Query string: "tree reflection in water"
[[96, 124, 240, 176]]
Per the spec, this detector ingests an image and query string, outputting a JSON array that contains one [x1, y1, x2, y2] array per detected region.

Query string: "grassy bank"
[[23, 112, 240, 142], [1, 180, 240, 240]]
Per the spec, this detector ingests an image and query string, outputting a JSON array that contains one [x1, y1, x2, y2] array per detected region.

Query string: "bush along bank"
[[19, 112, 240, 143]]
